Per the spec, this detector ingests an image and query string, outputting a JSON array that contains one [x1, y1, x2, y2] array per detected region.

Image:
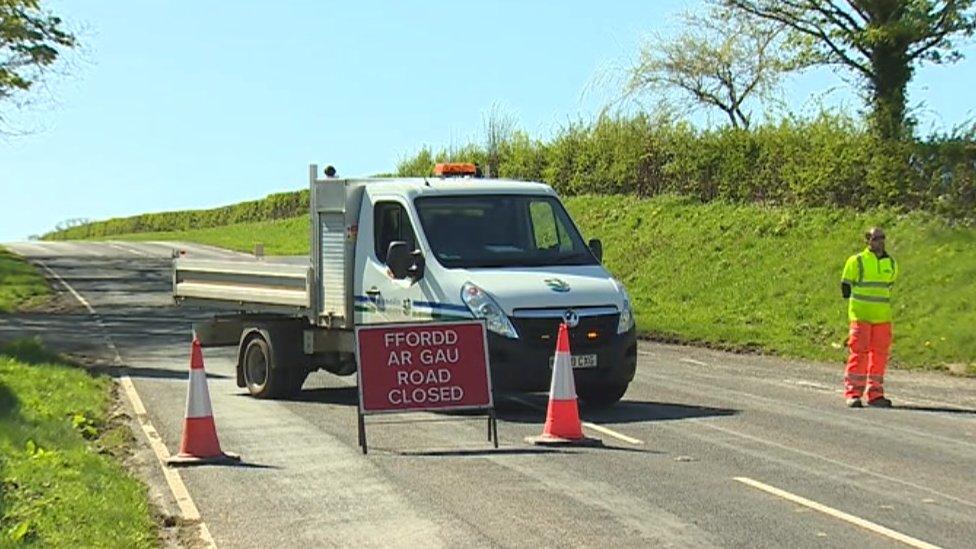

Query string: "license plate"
[[550, 354, 598, 369]]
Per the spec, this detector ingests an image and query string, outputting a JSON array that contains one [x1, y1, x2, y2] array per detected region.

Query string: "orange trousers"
[[844, 321, 891, 401]]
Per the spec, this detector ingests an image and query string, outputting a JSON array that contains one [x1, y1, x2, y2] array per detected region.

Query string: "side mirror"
[[387, 241, 411, 279], [387, 241, 426, 281], [588, 238, 603, 263], [409, 249, 426, 281]]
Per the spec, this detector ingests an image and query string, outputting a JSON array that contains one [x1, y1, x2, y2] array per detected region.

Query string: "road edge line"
[[733, 476, 942, 549], [36, 260, 217, 548]]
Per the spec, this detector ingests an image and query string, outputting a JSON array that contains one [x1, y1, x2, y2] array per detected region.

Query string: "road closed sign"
[[355, 320, 493, 414]]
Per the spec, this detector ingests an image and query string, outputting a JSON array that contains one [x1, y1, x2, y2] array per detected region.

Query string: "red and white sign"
[[355, 321, 493, 414]]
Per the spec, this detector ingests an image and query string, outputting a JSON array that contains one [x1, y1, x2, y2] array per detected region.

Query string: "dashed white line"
[[700, 421, 976, 509], [508, 395, 644, 445], [734, 476, 942, 549], [680, 358, 709, 367], [35, 259, 217, 548]]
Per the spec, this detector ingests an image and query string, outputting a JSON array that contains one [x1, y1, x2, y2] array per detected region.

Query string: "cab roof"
[[349, 177, 557, 200]]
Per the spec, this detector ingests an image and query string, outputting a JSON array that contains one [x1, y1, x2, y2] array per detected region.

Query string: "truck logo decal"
[[545, 278, 570, 293]]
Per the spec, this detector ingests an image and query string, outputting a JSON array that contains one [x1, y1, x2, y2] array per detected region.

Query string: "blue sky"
[[1, 1, 974, 242]]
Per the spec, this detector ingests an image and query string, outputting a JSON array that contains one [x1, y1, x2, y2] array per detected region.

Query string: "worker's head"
[[865, 227, 886, 255]]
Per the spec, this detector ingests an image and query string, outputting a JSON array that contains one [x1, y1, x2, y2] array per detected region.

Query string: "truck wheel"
[[242, 335, 307, 399], [243, 336, 275, 398], [577, 382, 628, 408]]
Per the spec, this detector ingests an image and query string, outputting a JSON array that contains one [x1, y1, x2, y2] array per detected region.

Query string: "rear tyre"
[[577, 382, 628, 408], [243, 336, 275, 398], [242, 336, 306, 399]]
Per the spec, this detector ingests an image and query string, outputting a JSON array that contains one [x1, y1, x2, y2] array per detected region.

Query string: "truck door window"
[[529, 200, 572, 252], [374, 202, 417, 263]]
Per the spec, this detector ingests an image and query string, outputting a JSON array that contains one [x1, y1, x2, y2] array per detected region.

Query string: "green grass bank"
[[97, 195, 975, 373], [0, 247, 51, 313], [0, 339, 157, 546]]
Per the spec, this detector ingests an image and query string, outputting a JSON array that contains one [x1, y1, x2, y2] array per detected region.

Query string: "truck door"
[[356, 197, 427, 324]]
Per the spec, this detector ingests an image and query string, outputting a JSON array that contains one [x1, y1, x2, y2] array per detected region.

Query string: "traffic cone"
[[525, 323, 602, 447], [166, 337, 240, 466]]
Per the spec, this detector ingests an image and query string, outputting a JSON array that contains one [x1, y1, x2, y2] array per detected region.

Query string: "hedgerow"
[[399, 112, 976, 219], [43, 112, 976, 239], [45, 190, 309, 240]]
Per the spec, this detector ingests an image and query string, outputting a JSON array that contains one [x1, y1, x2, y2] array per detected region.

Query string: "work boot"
[[846, 398, 863, 408], [867, 396, 892, 408]]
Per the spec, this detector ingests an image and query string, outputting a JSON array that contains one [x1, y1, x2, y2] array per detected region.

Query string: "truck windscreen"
[[414, 195, 599, 269]]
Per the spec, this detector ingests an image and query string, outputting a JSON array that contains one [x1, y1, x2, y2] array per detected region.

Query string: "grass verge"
[[83, 194, 976, 373], [0, 247, 51, 313], [106, 216, 309, 255], [0, 339, 156, 546]]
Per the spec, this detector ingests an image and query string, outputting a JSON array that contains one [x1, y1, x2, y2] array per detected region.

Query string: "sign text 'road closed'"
[[356, 321, 493, 413]]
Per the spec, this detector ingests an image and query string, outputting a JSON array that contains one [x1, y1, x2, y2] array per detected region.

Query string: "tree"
[[624, 5, 805, 129], [482, 103, 516, 178], [0, 0, 76, 127], [726, 0, 976, 139]]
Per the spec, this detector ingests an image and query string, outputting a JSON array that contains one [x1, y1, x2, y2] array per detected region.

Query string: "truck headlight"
[[461, 282, 519, 339], [613, 279, 635, 334]]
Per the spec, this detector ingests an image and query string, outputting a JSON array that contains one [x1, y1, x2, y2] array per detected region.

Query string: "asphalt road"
[[3, 240, 975, 548]]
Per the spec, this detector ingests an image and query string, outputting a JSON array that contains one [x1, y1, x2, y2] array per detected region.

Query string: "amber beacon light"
[[433, 162, 479, 177]]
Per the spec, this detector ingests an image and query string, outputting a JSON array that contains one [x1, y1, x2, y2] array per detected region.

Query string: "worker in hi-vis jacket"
[[841, 227, 897, 408]]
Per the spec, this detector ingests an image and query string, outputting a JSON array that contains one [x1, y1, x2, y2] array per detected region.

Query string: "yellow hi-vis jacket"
[[841, 248, 898, 323]]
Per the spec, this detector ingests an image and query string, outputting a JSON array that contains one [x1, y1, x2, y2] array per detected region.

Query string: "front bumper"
[[487, 324, 637, 392]]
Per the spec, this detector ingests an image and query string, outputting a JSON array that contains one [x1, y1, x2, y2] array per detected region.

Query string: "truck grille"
[[510, 314, 619, 351]]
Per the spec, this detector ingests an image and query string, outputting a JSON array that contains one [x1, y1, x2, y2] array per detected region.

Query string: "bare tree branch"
[[623, 4, 802, 128]]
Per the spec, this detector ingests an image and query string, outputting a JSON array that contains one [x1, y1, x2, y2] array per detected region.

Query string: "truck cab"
[[355, 171, 636, 405], [175, 164, 637, 406]]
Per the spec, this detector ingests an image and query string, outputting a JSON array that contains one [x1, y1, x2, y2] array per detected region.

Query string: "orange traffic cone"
[[525, 323, 602, 447], [167, 337, 240, 466]]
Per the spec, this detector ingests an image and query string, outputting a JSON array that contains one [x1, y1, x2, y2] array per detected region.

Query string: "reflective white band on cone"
[[550, 351, 577, 400], [186, 368, 215, 419]]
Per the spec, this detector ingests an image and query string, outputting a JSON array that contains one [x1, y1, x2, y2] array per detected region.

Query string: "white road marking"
[[782, 379, 837, 392], [507, 395, 644, 445], [698, 421, 976, 509], [584, 422, 644, 445], [35, 260, 217, 548], [680, 358, 709, 367], [106, 241, 154, 257], [643, 368, 976, 450], [734, 476, 942, 549]]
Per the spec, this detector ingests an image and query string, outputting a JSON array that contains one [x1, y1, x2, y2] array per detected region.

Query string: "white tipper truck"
[[175, 163, 637, 406]]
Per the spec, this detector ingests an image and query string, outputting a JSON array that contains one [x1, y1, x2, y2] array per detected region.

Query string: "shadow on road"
[[281, 386, 360, 405], [893, 404, 976, 415], [280, 386, 738, 427], [584, 399, 739, 424], [192, 461, 281, 470], [394, 447, 575, 457], [121, 366, 230, 381], [493, 393, 739, 425]]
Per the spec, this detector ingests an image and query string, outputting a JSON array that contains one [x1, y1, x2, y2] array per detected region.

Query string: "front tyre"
[[577, 382, 628, 408]]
